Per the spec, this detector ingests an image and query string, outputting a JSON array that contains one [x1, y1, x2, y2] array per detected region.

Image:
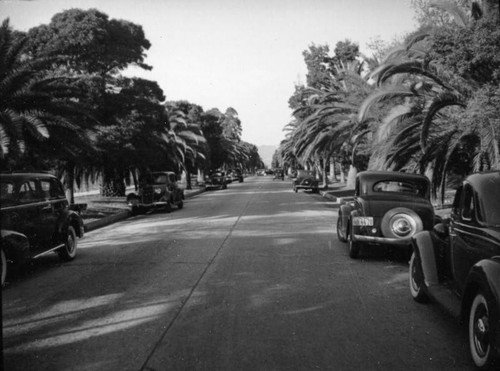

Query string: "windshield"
[[477, 179, 500, 226], [140, 173, 168, 185]]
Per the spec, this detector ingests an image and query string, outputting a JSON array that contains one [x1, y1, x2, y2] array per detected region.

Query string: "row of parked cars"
[[333, 170, 500, 369], [1, 170, 191, 286], [204, 169, 244, 190]]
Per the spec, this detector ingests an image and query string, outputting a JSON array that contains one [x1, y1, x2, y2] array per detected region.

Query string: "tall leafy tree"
[[24, 8, 153, 196], [0, 18, 93, 183]]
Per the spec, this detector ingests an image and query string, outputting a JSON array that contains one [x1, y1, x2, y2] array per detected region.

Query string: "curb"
[[83, 187, 205, 232]]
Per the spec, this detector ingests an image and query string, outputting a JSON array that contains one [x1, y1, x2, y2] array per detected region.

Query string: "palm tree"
[[1, 19, 95, 205], [359, 1, 500, 201]]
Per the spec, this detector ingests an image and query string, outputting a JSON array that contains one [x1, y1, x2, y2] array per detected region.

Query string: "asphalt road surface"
[[2, 176, 475, 370]]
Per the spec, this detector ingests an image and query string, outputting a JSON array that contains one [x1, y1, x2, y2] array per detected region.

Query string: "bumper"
[[128, 200, 168, 208], [295, 185, 319, 189], [352, 234, 412, 246]]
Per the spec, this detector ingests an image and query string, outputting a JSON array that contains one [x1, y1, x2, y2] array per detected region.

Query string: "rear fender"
[[339, 204, 353, 235], [411, 231, 440, 286]]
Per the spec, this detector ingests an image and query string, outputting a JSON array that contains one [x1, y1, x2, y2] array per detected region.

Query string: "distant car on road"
[[205, 170, 228, 190], [337, 171, 435, 259], [409, 171, 500, 369], [228, 169, 244, 183], [292, 170, 319, 193], [1, 173, 85, 286], [126, 171, 184, 214]]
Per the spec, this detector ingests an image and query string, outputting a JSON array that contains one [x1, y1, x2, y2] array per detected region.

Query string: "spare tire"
[[381, 207, 423, 239]]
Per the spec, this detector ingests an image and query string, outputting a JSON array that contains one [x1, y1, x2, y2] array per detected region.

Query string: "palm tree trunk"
[[346, 165, 357, 189]]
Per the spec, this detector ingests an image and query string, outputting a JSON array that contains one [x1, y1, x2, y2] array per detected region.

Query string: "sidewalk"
[[77, 187, 205, 232]]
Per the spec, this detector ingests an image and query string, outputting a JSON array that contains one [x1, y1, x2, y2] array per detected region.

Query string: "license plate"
[[353, 217, 374, 226]]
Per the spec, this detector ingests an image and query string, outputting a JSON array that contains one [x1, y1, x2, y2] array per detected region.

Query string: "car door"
[[449, 183, 484, 293]]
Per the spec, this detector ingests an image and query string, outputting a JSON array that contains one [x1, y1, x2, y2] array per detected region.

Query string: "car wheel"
[[347, 226, 361, 259], [337, 217, 347, 242], [178, 199, 184, 209], [164, 202, 172, 213], [58, 226, 77, 261], [409, 252, 429, 303], [293, 185, 298, 193], [1, 248, 7, 287], [469, 291, 498, 369]]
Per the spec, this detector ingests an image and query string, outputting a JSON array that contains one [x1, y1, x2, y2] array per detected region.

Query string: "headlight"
[[154, 187, 162, 194]]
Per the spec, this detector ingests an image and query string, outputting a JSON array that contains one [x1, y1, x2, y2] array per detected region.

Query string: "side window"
[[461, 184, 474, 221], [40, 179, 51, 199], [50, 179, 66, 199], [18, 180, 39, 203], [451, 186, 463, 216], [168, 173, 176, 183]]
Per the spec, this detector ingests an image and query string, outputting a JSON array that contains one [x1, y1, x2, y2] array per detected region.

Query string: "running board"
[[33, 244, 65, 259], [427, 285, 462, 319]]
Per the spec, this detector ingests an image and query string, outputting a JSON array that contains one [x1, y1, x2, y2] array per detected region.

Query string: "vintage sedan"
[[292, 170, 319, 193], [205, 170, 228, 190], [409, 171, 500, 369], [1, 173, 85, 286], [126, 171, 184, 214], [337, 171, 435, 259]]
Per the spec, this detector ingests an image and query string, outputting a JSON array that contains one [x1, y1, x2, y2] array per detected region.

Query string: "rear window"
[[373, 180, 427, 197]]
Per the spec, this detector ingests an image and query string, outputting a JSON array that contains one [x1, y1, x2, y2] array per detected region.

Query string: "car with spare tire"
[[1, 172, 85, 287], [126, 171, 184, 215], [409, 171, 500, 370], [292, 170, 319, 193], [336, 170, 435, 259]]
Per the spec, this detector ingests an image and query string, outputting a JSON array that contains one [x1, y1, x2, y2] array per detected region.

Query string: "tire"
[[469, 291, 498, 369], [293, 186, 298, 193], [348, 225, 361, 259], [164, 202, 172, 213], [130, 206, 139, 216], [1, 248, 7, 287], [337, 217, 347, 242], [58, 226, 77, 261], [178, 199, 184, 209], [409, 252, 429, 303]]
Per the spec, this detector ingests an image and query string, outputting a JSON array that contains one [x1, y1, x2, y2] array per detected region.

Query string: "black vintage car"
[[1, 173, 85, 286], [337, 171, 435, 259], [126, 171, 184, 214], [292, 170, 319, 193], [205, 170, 228, 190], [409, 171, 500, 369]]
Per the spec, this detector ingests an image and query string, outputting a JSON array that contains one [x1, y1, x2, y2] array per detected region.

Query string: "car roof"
[[357, 170, 429, 183], [465, 171, 500, 193], [1, 172, 57, 181]]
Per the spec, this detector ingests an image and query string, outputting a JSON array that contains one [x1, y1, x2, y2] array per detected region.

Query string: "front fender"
[[339, 204, 353, 236], [411, 231, 440, 287], [462, 258, 500, 352], [1, 229, 30, 264]]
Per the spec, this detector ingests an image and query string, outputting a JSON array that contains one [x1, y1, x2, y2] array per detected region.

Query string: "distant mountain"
[[258, 145, 277, 168]]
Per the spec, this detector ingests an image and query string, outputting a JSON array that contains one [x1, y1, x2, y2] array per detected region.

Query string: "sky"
[[0, 0, 418, 147]]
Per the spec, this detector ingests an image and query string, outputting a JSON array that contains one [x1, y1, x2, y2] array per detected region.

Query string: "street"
[[2, 176, 473, 370]]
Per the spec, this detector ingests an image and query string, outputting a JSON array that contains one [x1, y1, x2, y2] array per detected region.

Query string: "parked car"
[[228, 169, 244, 183], [1, 173, 85, 286], [292, 170, 319, 193], [337, 171, 435, 259], [126, 171, 184, 214], [273, 168, 285, 181], [205, 170, 228, 190], [409, 171, 500, 369]]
